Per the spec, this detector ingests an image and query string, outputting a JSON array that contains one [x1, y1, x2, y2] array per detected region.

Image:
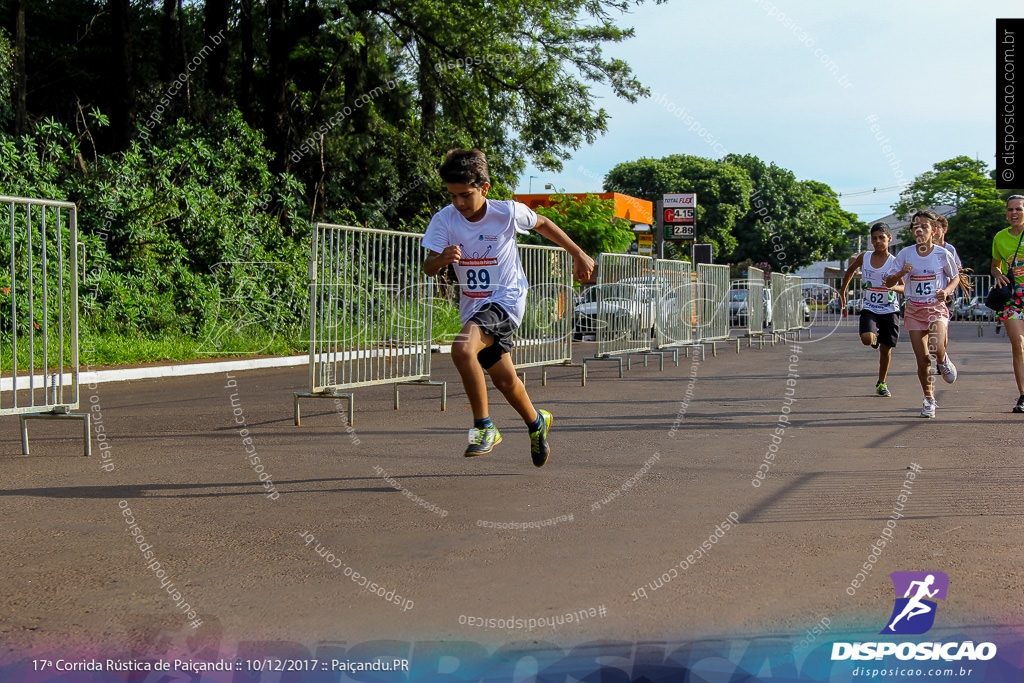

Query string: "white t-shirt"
[[941, 241, 962, 268], [860, 251, 899, 315], [892, 245, 958, 307], [422, 199, 538, 325]]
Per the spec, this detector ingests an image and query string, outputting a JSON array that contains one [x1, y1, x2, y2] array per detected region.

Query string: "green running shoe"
[[465, 426, 501, 457], [530, 410, 553, 467], [875, 381, 891, 397]]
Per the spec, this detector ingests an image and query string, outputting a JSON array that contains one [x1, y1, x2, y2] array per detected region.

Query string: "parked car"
[[949, 296, 972, 320], [573, 282, 655, 339], [729, 288, 772, 327], [968, 296, 996, 320], [801, 298, 812, 322], [846, 294, 864, 315]]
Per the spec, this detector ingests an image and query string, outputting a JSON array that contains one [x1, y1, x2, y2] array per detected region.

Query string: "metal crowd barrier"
[[787, 275, 806, 331], [512, 244, 583, 385], [582, 253, 661, 376], [728, 268, 767, 338], [771, 274, 804, 334], [654, 259, 697, 358], [695, 264, 730, 348], [769, 272, 791, 334], [813, 272, 995, 332], [1, 195, 89, 456], [294, 224, 445, 426]]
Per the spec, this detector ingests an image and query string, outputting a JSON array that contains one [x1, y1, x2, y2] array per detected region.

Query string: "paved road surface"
[[1, 324, 1022, 667]]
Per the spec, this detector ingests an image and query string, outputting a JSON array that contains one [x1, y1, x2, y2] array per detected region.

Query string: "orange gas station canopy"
[[513, 192, 653, 226]]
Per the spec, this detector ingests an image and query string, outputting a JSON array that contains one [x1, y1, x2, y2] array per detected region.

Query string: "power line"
[[835, 184, 907, 198]]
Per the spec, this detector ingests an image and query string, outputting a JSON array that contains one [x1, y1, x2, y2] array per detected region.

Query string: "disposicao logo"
[[881, 571, 948, 635], [831, 571, 997, 663]]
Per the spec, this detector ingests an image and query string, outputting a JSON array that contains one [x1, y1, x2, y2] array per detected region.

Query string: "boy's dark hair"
[[934, 213, 948, 230], [870, 222, 891, 237], [911, 209, 940, 225], [439, 148, 490, 187]]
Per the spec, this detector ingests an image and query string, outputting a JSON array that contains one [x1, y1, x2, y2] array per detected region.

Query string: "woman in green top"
[[991, 194, 1024, 412]]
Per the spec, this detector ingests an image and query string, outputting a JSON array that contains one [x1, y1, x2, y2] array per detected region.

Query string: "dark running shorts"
[[469, 303, 517, 369], [859, 309, 900, 348]]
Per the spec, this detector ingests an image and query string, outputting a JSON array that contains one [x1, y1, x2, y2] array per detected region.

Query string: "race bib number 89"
[[460, 258, 500, 299]]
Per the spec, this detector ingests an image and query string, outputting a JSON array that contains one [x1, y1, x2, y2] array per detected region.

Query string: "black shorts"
[[469, 303, 517, 369], [859, 309, 900, 348]]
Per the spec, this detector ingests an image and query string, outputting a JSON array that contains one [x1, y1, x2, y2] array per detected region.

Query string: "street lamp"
[[528, 175, 537, 193]]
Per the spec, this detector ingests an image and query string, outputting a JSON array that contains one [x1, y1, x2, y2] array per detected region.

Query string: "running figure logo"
[[881, 571, 949, 635]]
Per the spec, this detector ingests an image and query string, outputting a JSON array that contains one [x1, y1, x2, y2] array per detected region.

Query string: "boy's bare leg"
[[486, 353, 540, 424], [860, 332, 876, 346], [450, 322, 494, 421], [878, 344, 892, 384]]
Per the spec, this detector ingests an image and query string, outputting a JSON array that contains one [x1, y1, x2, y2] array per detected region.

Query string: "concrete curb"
[[2, 346, 456, 390]]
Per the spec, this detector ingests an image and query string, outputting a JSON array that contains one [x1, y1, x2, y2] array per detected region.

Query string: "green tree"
[[891, 156, 1019, 272], [723, 154, 863, 271], [520, 193, 633, 258], [603, 154, 752, 260], [0, 28, 13, 127], [799, 180, 866, 264], [892, 156, 1000, 217]]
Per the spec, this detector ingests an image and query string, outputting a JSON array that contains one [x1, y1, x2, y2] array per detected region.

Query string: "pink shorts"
[[903, 301, 949, 331]]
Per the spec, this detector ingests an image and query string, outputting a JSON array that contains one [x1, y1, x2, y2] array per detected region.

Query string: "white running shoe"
[[920, 398, 937, 418], [938, 357, 957, 384]]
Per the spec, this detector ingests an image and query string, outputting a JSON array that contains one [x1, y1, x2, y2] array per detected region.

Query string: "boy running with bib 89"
[[839, 223, 902, 397], [422, 149, 595, 465]]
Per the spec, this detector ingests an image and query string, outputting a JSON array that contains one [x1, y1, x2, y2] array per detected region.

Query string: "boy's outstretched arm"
[[532, 215, 596, 282]]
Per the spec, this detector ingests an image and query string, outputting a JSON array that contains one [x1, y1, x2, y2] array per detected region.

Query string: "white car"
[[729, 288, 772, 327], [573, 282, 655, 340]]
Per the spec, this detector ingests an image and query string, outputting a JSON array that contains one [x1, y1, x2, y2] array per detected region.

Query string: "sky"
[[515, 0, 1017, 224]]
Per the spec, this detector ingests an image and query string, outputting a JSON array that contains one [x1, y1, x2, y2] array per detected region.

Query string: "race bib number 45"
[[909, 274, 936, 300]]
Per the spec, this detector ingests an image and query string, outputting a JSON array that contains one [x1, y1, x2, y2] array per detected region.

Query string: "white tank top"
[[860, 251, 899, 315]]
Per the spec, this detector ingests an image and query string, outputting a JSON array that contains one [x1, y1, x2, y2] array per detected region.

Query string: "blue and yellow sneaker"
[[530, 410, 553, 467], [875, 381, 891, 397], [465, 426, 501, 457]]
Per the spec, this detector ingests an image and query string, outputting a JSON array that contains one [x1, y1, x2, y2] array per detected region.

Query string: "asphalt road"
[[2, 323, 1022, 669]]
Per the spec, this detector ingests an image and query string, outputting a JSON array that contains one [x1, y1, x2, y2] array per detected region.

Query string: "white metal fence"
[[512, 245, 577, 382], [654, 259, 695, 348], [804, 273, 995, 330], [581, 253, 662, 375], [294, 224, 445, 426], [696, 264, 730, 343], [1, 195, 89, 455]]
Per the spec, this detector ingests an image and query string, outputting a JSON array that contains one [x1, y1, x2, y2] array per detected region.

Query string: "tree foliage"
[[520, 193, 634, 258], [1, 0, 657, 227], [724, 154, 864, 271], [891, 156, 1023, 271], [603, 154, 752, 260]]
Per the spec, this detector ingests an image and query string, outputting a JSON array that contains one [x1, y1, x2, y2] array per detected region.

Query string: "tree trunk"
[[417, 39, 436, 140], [14, 0, 27, 136], [204, 0, 230, 97], [265, 0, 290, 173], [159, 0, 179, 82], [239, 0, 255, 121], [110, 0, 136, 150]]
